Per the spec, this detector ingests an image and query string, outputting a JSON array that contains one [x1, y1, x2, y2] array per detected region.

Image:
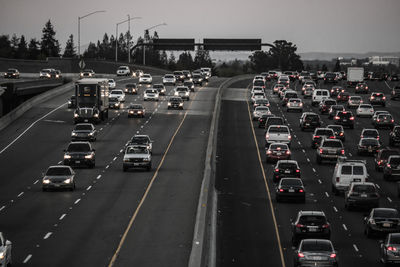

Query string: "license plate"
[[383, 223, 391, 227], [368, 147, 372, 152], [305, 123, 310, 126], [289, 189, 295, 193], [361, 193, 367, 197], [277, 152, 282, 156], [343, 119, 347, 122], [354, 178, 361, 182], [54, 184, 60, 187], [133, 163, 140, 166], [285, 170, 291, 174], [75, 160, 80, 164], [308, 227, 318, 232], [84, 119, 88, 122], [313, 256, 323, 260]]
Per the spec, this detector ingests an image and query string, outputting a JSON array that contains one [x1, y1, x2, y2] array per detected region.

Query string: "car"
[[357, 138, 381, 155], [109, 89, 125, 102], [286, 98, 303, 112], [380, 233, 400, 265], [364, 208, 400, 238], [330, 86, 344, 97], [108, 79, 116, 89], [0, 233, 12, 266], [251, 92, 266, 103], [143, 89, 160, 101], [277, 75, 290, 87], [253, 75, 265, 83], [182, 70, 192, 80], [291, 211, 331, 245], [311, 128, 336, 148], [390, 74, 399, 81], [200, 67, 212, 79], [312, 89, 330, 106], [139, 74, 152, 84], [336, 91, 350, 102], [372, 110, 390, 124], [49, 69, 61, 79], [135, 69, 144, 77], [328, 105, 345, 119], [299, 112, 322, 131], [327, 125, 345, 141], [347, 96, 363, 108], [269, 70, 279, 80], [282, 90, 298, 106], [163, 74, 176, 85], [174, 86, 190, 100], [303, 80, 316, 88], [153, 84, 166, 95], [265, 125, 292, 147], [390, 126, 400, 146], [266, 143, 291, 162], [374, 113, 395, 129], [183, 81, 195, 92], [272, 160, 300, 182], [331, 157, 368, 194], [173, 71, 185, 83], [261, 72, 270, 81], [355, 82, 369, 94], [272, 83, 285, 94], [276, 178, 305, 202], [301, 83, 314, 95], [63, 142, 95, 168], [252, 106, 271, 120], [192, 74, 203, 85], [124, 83, 138, 94], [253, 99, 270, 109], [293, 239, 338, 267], [319, 99, 337, 114], [278, 88, 288, 99], [375, 149, 400, 171], [356, 104, 374, 117], [123, 145, 152, 172], [324, 72, 338, 83], [316, 139, 344, 164], [383, 155, 400, 180], [127, 135, 153, 153], [4, 68, 20, 78], [265, 116, 285, 129], [370, 92, 386, 106], [361, 128, 380, 141], [116, 65, 131, 76], [68, 95, 76, 108], [127, 104, 145, 117], [71, 123, 97, 141], [298, 71, 310, 83], [251, 86, 264, 95], [108, 97, 121, 109], [258, 114, 275, 129], [334, 111, 355, 129], [253, 79, 266, 89], [80, 69, 95, 78], [40, 68, 55, 78], [167, 97, 184, 110], [42, 165, 76, 191], [303, 87, 314, 98], [391, 85, 400, 100]]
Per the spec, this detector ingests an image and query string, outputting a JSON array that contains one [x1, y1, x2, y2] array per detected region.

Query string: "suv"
[[344, 182, 380, 210], [391, 85, 400, 100], [63, 142, 95, 168], [299, 112, 321, 131], [291, 211, 331, 245], [331, 158, 368, 194], [282, 90, 298, 106], [364, 208, 400, 238], [327, 125, 345, 141], [375, 149, 400, 171], [357, 138, 381, 155], [312, 128, 336, 148], [328, 105, 345, 119], [116, 66, 131, 76], [312, 89, 330, 106], [390, 126, 400, 146], [334, 111, 355, 129], [319, 99, 337, 114], [374, 113, 395, 129], [272, 160, 300, 182], [265, 125, 292, 147], [370, 92, 386, 106], [316, 139, 344, 164], [383, 155, 400, 180], [125, 83, 138, 94], [123, 145, 152, 172], [265, 117, 285, 129]]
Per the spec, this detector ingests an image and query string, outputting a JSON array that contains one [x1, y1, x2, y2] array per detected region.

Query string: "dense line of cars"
[[249, 71, 400, 266]]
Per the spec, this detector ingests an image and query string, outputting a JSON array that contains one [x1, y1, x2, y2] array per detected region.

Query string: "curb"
[[188, 74, 254, 267]]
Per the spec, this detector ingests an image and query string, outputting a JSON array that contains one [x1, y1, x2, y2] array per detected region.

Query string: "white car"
[[144, 89, 159, 101], [251, 92, 266, 103], [110, 89, 125, 102], [39, 68, 55, 78], [0, 233, 12, 266], [174, 86, 190, 100], [347, 96, 363, 108], [108, 79, 116, 89], [117, 66, 131, 76], [277, 75, 290, 86], [253, 75, 265, 83], [265, 125, 292, 146], [286, 98, 303, 112], [139, 74, 153, 84], [252, 106, 271, 120], [163, 74, 176, 85], [251, 86, 264, 95], [356, 104, 374, 117]]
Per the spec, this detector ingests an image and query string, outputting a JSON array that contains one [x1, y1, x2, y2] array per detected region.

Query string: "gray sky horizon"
[[1, 0, 399, 56]]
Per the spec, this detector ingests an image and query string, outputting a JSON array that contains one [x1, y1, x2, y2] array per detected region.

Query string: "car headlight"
[[68, 100, 72, 105], [129, 110, 134, 113], [168, 103, 171, 106], [123, 158, 129, 162], [64, 178, 71, 184], [64, 154, 71, 159], [74, 113, 79, 118], [89, 132, 94, 136], [94, 113, 99, 118], [174, 92, 179, 96], [42, 179, 50, 184], [85, 154, 93, 159], [125, 89, 128, 92], [179, 103, 183, 106], [185, 92, 189, 95], [71, 132, 77, 136]]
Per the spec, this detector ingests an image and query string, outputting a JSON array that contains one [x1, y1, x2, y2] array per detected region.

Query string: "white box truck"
[[347, 67, 364, 87]]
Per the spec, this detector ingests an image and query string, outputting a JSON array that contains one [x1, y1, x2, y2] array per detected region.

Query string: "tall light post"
[[78, 10, 106, 58], [143, 23, 167, 65], [115, 16, 141, 63]]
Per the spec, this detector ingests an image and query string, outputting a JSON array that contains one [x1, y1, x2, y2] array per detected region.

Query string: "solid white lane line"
[[333, 206, 338, 212], [97, 175, 101, 179], [58, 161, 62, 164], [74, 199, 81, 204], [34, 180, 39, 184], [23, 254, 32, 263], [43, 232, 52, 239], [0, 206, 5, 212], [353, 244, 359, 252], [325, 192, 330, 198], [17, 192, 24, 197], [343, 224, 348, 231], [87, 186, 92, 191], [349, 152, 352, 157], [388, 197, 393, 203], [0, 102, 66, 155], [59, 214, 66, 220], [120, 149, 123, 153]]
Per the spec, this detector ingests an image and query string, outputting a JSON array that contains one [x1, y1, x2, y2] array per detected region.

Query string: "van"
[[331, 157, 368, 195], [312, 89, 330, 106]]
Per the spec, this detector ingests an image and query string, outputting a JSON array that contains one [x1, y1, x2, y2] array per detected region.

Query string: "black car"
[[127, 135, 153, 153], [273, 160, 300, 182], [390, 126, 400, 146], [4, 68, 20, 78], [336, 91, 350, 102], [370, 92, 386, 106], [258, 114, 274, 129], [291, 211, 331, 245], [71, 123, 97, 141], [375, 149, 400, 171], [125, 83, 138, 94], [192, 74, 203, 85], [374, 114, 394, 129], [390, 74, 399, 81], [330, 86, 344, 97], [108, 97, 120, 109], [293, 239, 338, 267], [357, 138, 381, 155], [183, 81, 195, 92], [327, 125, 345, 141], [311, 128, 336, 148], [128, 104, 145, 118], [344, 182, 380, 210], [380, 233, 400, 265], [355, 82, 369, 94], [68, 95, 76, 108], [276, 178, 305, 202], [63, 142, 95, 168], [319, 99, 337, 114], [324, 72, 337, 83], [300, 112, 321, 131], [334, 111, 354, 129], [168, 97, 184, 110], [383, 156, 400, 181], [265, 116, 285, 129], [391, 85, 400, 100], [364, 208, 400, 237], [328, 105, 345, 119], [173, 71, 185, 83]]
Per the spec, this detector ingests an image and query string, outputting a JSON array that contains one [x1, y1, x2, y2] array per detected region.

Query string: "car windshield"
[[271, 144, 287, 150], [350, 97, 361, 100], [111, 91, 122, 94], [299, 215, 327, 225], [305, 115, 319, 120], [359, 105, 371, 108], [301, 241, 332, 252], [126, 84, 136, 88], [324, 100, 336, 105], [126, 146, 148, 154], [170, 98, 182, 102], [254, 81, 264, 86], [389, 157, 400, 165], [269, 126, 288, 133], [278, 162, 296, 169], [285, 93, 297, 98], [323, 141, 342, 147], [391, 235, 400, 244], [353, 185, 376, 193], [75, 125, 92, 131], [184, 82, 193, 86], [256, 99, 268, 104], [256, 107, 269, 111], [361, 139, 379, 146], [118, 67, 127, 70], [129, 105, 143, 109], [177, 88, 188, 92], [165, 75, 174, 78], [281, 179, 302, 186], [268, 118, 283, 125], [316, 129, 334, 136], [46, 167, 71, 176], [67, 143, 90, 152], [153, 85, 163, 89], [374, 209, 399, 218], [339, 112, 352, 118], [363, 131, 378, 137], [108, 80, 114, 83], [143, 74, 151, 78], [131, 137, 149, 144]]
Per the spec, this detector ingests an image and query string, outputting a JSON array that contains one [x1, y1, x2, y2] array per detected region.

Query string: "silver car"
[[42, 165, 76, 191], [123, 145, 152, 171], [252, 106, 271, 120], [71, 123, 97, 141]]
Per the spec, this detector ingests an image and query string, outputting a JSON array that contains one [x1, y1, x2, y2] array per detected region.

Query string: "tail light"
[[330, 253, 337, 258], [383, 96, 386, 100], [377, 119, 381, 122], [340, 132, 344, 136], [266, 134, 270, 138], [296, 169, 300, 173], [388, 246, 397, 251], [267, 150, 272, 154], [387, 164, 391, 168], [298, 253, 305, 258], [286, 150, 291, 155], [335, 116, 340, 120], [329, 136, 335, 139], [288, 135, 292, 140], [391, 119, 394, 123], [314, 135, 320, 139], [378, 160, 383, 165], [322, 223, 330, 228], [361, 135, 364, 138], [336, 177, 340, 182], [275, 168, 279, 172], [319, 148, 324, 154], [279, 189, 284, 192], [350, 116, 355, 120], [296, 223, 304, 228], [341, 149, 345, 155], [299, 189, 304, 193]]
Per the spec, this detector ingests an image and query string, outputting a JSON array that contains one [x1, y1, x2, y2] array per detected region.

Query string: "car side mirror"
[[5, 240, 11, 246]]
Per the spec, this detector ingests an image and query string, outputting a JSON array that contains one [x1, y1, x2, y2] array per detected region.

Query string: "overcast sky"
[[1, 0, 399, 55]]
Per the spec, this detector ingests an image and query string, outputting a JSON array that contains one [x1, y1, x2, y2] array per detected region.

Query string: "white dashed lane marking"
[[333, 206, 338, 212], [23, 254, 32, 263], [97, 175, 101, 180], [74, 199, 81, 204], [43, 232, 52, 239], [353, 244, 359, 252], [59, 214, 66, 220]]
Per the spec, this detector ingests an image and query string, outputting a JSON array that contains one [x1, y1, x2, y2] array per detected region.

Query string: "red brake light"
[[319, 148, 323, 154], [314, 135, 320, 139], [267, 150, 272, 154], [341, 149, 345, 155], [275, 168, 279, 172], [322, 223, 330, 228], [286, 150, 291, 155], [340, 132, 344, 136], [392, 119, 394, 123], [299, 189, 304, 193], [296, 169, 300, 173], [330, 253, 337, 258], [329, 136, 335, 139], [350, 117, 355, 120], [279, 189, 284, 192], [383, 96, 386, 100], [388, 246, 397, 251], [387, 164, 391, 168], [296, 223, 304, 228], [298, 252, 305, 258]]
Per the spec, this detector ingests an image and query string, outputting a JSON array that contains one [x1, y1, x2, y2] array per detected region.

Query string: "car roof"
[[277, 160, 298, 164], [48, 165, 72, 169], [298, 211, 326, 216]]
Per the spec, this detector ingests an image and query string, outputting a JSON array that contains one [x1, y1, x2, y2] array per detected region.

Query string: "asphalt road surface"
[[216, 77, 400, 266]]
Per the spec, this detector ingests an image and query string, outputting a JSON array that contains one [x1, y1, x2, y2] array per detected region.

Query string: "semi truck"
[[73, 78, 109, 124], [347, 67, 364, 87]]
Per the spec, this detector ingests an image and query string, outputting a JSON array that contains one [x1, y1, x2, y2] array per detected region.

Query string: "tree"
[[333, 59, 341, 72], [168, 52, 176, 70], [15, 35, 28, 59], [28, 38, 40, 59], [0, 35, 12, 58], [160, 50, 168, 66], [83, 42, 97, 58], [176, 52, 194, 70], [322, 64, 328, 71], [40, 19, 60, 58], [63, 34, 76, 58], [249, 51, 272, 73], [10, 34, 20, 58], [194, 47, 212, 69]]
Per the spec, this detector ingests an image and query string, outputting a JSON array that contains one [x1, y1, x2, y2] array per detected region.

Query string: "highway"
[[0, 74, 225, 266], [216, 77, 400, 266]]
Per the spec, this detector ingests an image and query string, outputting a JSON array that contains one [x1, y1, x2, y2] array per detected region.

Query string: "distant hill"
[[299, 52, 400, 61]]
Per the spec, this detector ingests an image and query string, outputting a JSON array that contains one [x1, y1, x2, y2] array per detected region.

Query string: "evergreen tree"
[[27, 38, 40, 60], [40, 19, 60, 57], [194, 47, 212, 69], [0, 35, 12, 58], [322, 64, 328, 71], [83, 42, 97, 58], [333, 59, 341, 72], [160, 50, 168, 66], [16, 35, 28, 59], [168, 52, 176, 70], [63, 34, 76, 58], [10, 34, 19, 58]]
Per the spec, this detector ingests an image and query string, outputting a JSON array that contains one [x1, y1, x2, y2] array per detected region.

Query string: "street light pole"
[[115, 16, 141, 63], [78, 10, 106, 58], [128, 14, 131, 64], [142, 23, 167, 66]]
